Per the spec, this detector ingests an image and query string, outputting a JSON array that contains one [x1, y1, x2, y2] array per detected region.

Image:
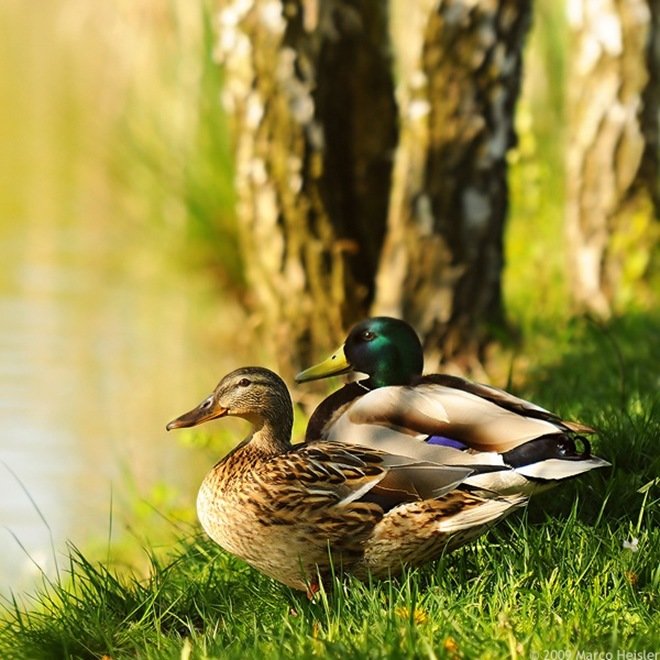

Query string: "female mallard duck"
[[166, 366, 523, 594], [295, 317, 609, 496]]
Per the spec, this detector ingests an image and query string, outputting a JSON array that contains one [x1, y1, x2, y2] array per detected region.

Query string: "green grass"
[[1, 313, 658, 659]]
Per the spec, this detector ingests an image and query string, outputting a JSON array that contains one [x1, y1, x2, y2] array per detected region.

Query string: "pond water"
[[0, 0, 252, 598], [0, 211, 246, 597]]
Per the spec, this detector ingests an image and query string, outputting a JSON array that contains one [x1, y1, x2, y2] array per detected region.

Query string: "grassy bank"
[[1, 313, 658, 659]]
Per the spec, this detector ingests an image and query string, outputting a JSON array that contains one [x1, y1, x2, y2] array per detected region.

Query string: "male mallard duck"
[[295, 317, 610, 496], [166, 366, 523, 594]]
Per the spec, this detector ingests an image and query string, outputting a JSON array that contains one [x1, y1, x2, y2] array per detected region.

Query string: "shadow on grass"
[[512, 310, 659, 526]]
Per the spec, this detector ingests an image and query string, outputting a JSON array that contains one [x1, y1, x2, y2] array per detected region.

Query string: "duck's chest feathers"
[[196, 451, 272, 557], [194, 442, 385, 590], [196, 448, 328, 590], [305, 383, 365, 441]]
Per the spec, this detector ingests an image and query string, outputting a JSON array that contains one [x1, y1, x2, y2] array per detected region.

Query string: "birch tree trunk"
[[216, 0, 531, 375], [565, 0, 659, 317], [641, 1, 660, 215], [374, 0, 531, 371], [216, 0, 396, 376]]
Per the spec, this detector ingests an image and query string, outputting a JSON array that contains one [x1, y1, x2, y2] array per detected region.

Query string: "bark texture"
[[565, 0, 659, 317], [217, 0, 531, 374], [375, 0, 531, 370], [216, 0, 396, 375], [641, 0, 660, 216]]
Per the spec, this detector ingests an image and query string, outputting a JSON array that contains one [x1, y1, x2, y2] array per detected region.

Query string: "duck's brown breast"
[[195, 456, 381, 591]]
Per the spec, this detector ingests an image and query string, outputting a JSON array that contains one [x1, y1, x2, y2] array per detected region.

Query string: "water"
[[0, 213, 242, 596], [0, 0, 254, 598]]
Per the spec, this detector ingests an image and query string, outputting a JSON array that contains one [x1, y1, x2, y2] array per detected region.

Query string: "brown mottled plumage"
[[167, 367, 523, 593]]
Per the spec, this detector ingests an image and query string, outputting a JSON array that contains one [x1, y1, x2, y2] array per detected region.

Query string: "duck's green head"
[[295, 317, 424, 388]]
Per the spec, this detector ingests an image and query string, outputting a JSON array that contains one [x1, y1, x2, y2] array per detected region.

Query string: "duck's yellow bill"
[[295, 345, 352, 383]]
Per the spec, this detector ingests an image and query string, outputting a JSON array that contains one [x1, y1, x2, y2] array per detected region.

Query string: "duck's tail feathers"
[[434, 493, 526, 534], [513, 456, 611, 481], [459, 433, 610, 496], [502, 433, 610, 482]]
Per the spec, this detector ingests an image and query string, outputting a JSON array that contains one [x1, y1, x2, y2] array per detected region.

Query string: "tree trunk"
[[641, 0, 660, 216], [565, 0, 659, 317], [216, 0, 531, 375], [216, 0, 397, 377], [374, 0, 531, 371]]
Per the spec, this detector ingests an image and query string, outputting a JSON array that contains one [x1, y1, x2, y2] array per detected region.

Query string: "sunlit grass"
[[1, 305, 658, 656], [1, 433, 657, 658], [505, 0, 568, 329]]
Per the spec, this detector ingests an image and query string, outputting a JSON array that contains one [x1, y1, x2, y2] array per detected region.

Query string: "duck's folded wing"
[[289, 443, 477, 513], [420, 375, 596, 434], [339, 384, 581, 452]]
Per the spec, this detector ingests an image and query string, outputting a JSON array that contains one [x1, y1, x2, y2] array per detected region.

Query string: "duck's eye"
[[238, 378, 251, 387], [360, 330, 376, 342]]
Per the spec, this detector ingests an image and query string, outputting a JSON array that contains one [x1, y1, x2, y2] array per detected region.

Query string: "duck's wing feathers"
[[419, 375, 596, 434], [337, 383, 589, 452], [275, 442, 476, 514]]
